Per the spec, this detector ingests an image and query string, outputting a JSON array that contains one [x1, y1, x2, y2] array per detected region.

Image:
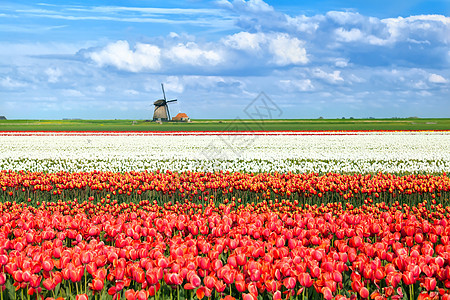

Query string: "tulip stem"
[[84, 267, 87, 294]]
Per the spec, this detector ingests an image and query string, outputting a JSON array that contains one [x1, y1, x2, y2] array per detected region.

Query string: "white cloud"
[[230, 0, 274, 13], [312, 68, 344, 84], [429, 73, 448, 83], [45, 67, 62, 83], [268, 33, 308, 66], [417, 90, 432, 96], [223, 32, 265, 52], [0, 77, 26, 88], [285, 15, 321, 35], [335, 58, 348, 67], [335, 28, 363, 42], [62, 89, 84, 97], [165, 42, 223, 66], [164, 76, 184, 93], [95, 85, 106, 93], [88, 40, 161, 72], [326, 11, 364, 25], [382, 15, 450, 44], [223, 32, 308, 66], [413, 80, 428, 89], [280, 79, 314, 91]]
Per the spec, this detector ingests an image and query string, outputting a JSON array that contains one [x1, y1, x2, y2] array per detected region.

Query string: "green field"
[[0, 118, 449, 131]]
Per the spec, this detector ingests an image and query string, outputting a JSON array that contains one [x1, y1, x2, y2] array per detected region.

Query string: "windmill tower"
[[153, 84, 177, 121]]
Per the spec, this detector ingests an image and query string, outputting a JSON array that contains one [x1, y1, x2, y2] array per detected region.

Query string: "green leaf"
[[99, 288, 109, 300], [5, 278, 16, 300], [54, 283, 61, 298]]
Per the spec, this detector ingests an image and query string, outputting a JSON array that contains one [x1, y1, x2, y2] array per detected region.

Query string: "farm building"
[[172, 113, 190, 122]]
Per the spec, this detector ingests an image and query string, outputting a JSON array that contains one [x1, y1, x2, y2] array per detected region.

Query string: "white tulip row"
[[0, 131, 449, 174]]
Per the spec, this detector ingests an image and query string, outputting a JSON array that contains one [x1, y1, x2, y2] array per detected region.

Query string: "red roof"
[[173, 113, 189, 119]]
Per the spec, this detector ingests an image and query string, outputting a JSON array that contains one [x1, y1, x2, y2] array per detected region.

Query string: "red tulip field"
[[0, 130, 449, 299], [1, 170, 450, 300]]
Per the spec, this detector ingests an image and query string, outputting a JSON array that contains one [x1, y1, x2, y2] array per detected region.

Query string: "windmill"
[[153, 84, 177, 121]]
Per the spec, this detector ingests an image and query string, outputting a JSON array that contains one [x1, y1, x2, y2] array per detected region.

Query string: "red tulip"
[[135, 290, 147, 300], [190, 274, 201, 287], [242, 293, 256, 300], [359, 287, 369, 298], [125, 289, 136, 300], [283, 277, 296, 289], [204, 276, 215, 289], [424, 277, 437, 291], [91, 278, 104, 291], [236, 280, 246, 292], [299, 273, 313, 287], [0, 255, 8, 266], [273, 290, 281, 300], [322, 287, 333, 300], [42, 278, 55, 291]]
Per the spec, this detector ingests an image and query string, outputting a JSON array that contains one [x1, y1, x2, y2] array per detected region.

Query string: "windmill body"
[[153, 84, 177, 121]]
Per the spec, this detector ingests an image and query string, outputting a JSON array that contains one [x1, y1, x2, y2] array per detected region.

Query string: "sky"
[[0, 0, 449, 119]]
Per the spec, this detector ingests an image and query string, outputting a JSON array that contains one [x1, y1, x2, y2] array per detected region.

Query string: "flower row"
[[0, 198, 450, 299], [1, 132, 449, 173], [1, 171, 449, 208]]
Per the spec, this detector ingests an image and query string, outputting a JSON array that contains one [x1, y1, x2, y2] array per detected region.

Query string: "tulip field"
[[0, 131, 450, 300]]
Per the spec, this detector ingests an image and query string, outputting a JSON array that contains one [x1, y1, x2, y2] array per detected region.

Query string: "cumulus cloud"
[[268, 33, 308, 66], [429, 73, 448, 83], [164, 76, 184, 93], [335, 28, 364, 42], [221, 0, 274, 13], [88, 40, 161, 72], [223, 32, 308, 66], [312, 68, 344, 84], [222, 32, 265, 52], [165, 42, 223, 66], [280, 79, 315, 92], [95, 85, 106, 93], [45, 67, 62, 83]]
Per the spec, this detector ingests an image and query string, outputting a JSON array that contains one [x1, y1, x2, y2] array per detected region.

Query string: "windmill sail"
[[152, 84, 177, 121]]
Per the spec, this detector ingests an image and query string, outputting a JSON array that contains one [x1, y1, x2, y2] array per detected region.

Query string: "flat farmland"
[[1, 118, 450, 131]]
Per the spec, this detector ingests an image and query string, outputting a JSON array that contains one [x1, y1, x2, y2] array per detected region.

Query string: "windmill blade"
[[166, 99, 177, 103], [166, 104, 171, 121], [161, 83, 166, 101]]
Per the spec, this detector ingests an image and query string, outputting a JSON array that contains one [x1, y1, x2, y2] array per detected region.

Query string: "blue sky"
[[0, 0, 449, 119]]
